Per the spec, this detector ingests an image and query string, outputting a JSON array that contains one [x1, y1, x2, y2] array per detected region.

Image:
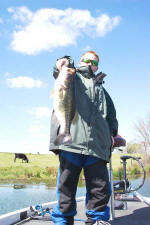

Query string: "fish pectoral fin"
[[57, 89, 65, 99]]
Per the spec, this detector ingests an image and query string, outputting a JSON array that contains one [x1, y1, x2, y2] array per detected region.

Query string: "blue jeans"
[[51, 151, 110, 224]]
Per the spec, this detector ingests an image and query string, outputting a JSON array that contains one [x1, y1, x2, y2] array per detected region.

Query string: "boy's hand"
[[56, 58, 69, 71], [55, 66, 75, 89], [112, 135, 126, 148]]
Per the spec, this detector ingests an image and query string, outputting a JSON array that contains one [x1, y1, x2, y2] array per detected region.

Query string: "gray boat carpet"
[[20, 200, 150, 225]]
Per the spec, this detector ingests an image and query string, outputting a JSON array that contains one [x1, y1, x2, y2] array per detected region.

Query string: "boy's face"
[[78, 52, 99, 73]]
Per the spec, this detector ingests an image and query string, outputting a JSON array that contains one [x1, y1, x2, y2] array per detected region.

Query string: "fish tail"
[[54, 134, 72, 145]]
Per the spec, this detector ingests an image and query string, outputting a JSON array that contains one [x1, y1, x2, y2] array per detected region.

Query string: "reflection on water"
[[0, 176, 150, 216], [0, 182, 86, 216], [13, 184, 26, 189]]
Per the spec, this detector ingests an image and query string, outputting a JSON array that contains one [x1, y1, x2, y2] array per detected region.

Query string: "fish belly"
[[54, 85, 75, 145]]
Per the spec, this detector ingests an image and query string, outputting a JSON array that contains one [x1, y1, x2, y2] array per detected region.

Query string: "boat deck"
[[16, 199, 150, 225]]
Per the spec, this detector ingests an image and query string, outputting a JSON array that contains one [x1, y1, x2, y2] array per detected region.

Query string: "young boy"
[[49, 51, 118, 225]]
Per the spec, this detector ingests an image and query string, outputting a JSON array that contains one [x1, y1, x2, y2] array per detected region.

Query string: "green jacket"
[[49, 57, 118, 162]]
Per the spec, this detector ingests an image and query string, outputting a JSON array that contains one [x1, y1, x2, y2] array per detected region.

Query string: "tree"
[[126, 142, 141, 154], [134, 115, 150, 154]]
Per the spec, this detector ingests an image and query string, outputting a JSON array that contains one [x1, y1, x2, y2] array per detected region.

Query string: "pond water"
[[0, 176, 150, 216]]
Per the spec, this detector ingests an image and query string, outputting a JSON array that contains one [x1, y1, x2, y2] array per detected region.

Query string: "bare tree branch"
[[134, 115, 150, 154]]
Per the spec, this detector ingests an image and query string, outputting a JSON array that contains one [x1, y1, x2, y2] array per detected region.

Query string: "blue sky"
[[0, 0, 150, 154]]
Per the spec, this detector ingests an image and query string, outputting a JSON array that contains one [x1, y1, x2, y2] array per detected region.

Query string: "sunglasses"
[[82, 58, 98, 67]]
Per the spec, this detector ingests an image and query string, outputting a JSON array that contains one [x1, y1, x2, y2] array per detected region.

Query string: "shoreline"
[[0, 152, 149, 183]]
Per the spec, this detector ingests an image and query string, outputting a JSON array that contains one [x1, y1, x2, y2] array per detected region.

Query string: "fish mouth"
[[54, 134, 72, 145]]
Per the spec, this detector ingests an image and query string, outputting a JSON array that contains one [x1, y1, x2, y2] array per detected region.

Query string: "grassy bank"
[[111, 153, 150, 178], [0, 152, 59, 183], [0, 152, 149, 183]]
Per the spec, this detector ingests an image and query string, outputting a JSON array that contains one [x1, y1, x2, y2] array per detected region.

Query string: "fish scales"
[[53, 67, 76, 145]]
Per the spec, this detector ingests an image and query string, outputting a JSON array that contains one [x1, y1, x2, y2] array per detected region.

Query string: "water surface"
[[0, 176, 150, 216]]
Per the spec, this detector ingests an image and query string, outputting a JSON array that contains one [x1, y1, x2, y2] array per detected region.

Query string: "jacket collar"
[[76, 66, 95, 79], [76, 66, 106, 84], [93, 72, 106, 85]]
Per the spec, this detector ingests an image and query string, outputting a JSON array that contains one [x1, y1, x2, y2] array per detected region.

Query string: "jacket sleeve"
[[103, 88, 118, 137]]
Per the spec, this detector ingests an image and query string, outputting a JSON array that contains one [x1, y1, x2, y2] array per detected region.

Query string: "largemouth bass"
[[53, 66, 76, 145]]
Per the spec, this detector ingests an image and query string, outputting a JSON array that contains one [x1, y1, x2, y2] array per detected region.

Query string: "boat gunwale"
[[0, 196, 85, 225]]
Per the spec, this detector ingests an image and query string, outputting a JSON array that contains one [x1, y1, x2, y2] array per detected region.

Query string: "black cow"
[[14, 153, 29, 163]]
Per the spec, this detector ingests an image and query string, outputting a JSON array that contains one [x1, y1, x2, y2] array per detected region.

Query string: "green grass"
[[111, 153, 145, 178], [0, 152, 59, 168], [0, 152, 148, 183], [0, 152, 59, 183]]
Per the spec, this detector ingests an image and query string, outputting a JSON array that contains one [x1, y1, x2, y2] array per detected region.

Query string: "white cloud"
[[7, 6, 33, 23], [96, 14, 121, 36], [6, 76, 43, 88], [8, 7, 121, 55], [27, 107, 51, 118], [4, 72, 12, 77], [82, 45, 92, 51]]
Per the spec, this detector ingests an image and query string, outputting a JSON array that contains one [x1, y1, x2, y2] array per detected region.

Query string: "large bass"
[[53, 66, 76, 145]]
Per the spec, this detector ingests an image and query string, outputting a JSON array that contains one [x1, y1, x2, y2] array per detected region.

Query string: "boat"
[[0, 193, 150, 225], [1, 154, 149, 224]]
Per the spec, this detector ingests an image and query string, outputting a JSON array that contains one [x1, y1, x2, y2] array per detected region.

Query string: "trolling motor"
[[114, 155, 146, 194], [109, 135, 146, 219], [110, 146, 146, 220], [114, 154, 146, 212]]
